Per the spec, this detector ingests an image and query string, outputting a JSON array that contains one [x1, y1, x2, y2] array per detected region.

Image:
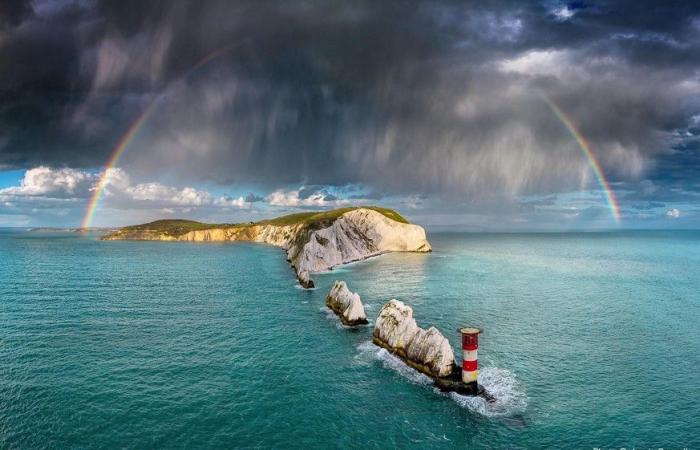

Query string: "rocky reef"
[[373, 299, 455, 378], [325, 280, 368, 326], [103, 207, 431, 288]]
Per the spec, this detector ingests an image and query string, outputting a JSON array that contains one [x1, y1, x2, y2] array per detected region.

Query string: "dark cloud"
[[298, 186, 326, 200], [0, 0, 33, 29], [244, 192, 263, 203], [349, 190, 384, 200], [0, 0, 698, 202]]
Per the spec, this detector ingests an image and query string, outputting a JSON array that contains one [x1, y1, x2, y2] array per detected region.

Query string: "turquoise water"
[[1, 230, 698, 449]]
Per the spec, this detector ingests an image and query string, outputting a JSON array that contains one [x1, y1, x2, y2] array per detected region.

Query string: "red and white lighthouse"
[[459, 327, 481, 384]]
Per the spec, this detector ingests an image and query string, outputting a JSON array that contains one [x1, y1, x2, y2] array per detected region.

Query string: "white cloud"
[[101, 168, 132, 191], [0, 166, 253, 217], [267, 189, 315, 207], [214, 196, 249, 208], [0, 166, 94, 197], [497, 50, 570, 78], [551, 5, 576, 21], [666, 208, 681, 219], [266, 187, 348, 207], [400, 195, 425, 210], [125, 183, 211, 206]]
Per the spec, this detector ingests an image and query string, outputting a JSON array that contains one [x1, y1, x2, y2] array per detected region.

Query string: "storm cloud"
[[1, 0, 699, 201]]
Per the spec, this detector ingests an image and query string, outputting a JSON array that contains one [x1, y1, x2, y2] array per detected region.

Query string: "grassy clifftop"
[[112, 206, 409, 238], [118, 219, 236, 237], [259, 206, 408, 226]]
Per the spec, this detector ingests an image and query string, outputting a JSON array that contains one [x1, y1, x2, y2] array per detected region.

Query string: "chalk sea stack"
[[373, 299, 455, 378], [325, 280, 368, 326], [102, 207, 431, 288], [298, 271, 314, 289]]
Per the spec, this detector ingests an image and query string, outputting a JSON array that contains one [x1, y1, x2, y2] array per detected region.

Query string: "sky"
[[1, 0, 699, 230]]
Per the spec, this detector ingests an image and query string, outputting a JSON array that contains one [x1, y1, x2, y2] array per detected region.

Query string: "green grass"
[[257, 206, 409, 226], [116, 206, 409, 237], [120, 219, 236, 237]]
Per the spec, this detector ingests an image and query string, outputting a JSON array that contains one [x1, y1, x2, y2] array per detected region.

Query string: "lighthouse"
[[459, 327, 481, 385]]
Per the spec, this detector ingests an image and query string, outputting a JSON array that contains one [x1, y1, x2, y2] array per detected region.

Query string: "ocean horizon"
[[1, 229, 697, 448]]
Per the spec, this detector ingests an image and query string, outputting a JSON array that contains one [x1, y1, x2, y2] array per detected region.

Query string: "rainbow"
[[80, 102, 157, 229], [82, 49, 622, 227], [543, 96, 622, 222], [80, 44, 241, 229]]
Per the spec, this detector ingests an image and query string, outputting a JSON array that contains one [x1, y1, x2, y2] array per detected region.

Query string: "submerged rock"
[[298, 270, 314, 289], [373, 299, 455, 378], [325, 280, 368, 326]]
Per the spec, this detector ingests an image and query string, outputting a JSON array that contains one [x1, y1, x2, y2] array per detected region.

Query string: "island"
[[102, 206, 431, 287]]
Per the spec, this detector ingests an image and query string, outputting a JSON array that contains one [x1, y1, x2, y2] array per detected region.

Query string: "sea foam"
[[355, 340, 433, 385], [355, 341, 528, 417], [447, 367, 528, 418], [321, 307, 372, 329]]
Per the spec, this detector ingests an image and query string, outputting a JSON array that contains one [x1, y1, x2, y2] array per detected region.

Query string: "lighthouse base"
[[434, 369, 495, 402]]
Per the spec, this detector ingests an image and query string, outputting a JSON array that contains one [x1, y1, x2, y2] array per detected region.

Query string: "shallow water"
[[1, 230, 698, 448]]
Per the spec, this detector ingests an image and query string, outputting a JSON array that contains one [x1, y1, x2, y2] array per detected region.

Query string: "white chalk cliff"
[[325, 280, 368, 326], [373, 299, 455, 378], [290, 209, 431, 274], [103, 208, 431, 287]]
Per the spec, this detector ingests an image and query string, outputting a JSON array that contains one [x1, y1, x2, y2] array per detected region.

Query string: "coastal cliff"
[[102, 207, 431, 286]]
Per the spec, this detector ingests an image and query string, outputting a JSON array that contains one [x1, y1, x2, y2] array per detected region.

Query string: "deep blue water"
[[1, 230, 698, 449]]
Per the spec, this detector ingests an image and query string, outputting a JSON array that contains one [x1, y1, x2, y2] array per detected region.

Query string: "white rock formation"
[[405, 327, 455, 377], [373, 299, 455, 378], [290, 209, 431, 275], [373, 299, 420, 352], [325, 280, 368, 326]]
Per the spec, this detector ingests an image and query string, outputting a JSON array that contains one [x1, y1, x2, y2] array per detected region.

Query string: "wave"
[[294, 283, 318, 291], [321, 307, 372, 329], [355, 340, 433, 385], [355, 341, 528, 417], [447, 367, 528, 418], [321, 306, 349, 330]]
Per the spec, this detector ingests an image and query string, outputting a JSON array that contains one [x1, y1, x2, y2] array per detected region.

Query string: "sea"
[[1, 229, 698, 449]]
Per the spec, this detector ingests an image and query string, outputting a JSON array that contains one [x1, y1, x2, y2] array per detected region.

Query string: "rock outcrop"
[[103, 207, 431, 288], [325, 280, 368, 326], [373, 299, 455, 378], [298, 271, 314, 289]]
